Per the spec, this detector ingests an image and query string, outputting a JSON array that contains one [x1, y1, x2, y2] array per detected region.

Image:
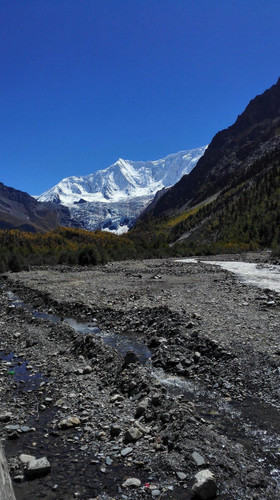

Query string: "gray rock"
[[0, 413, 12, 423], [151, 490, 161, 497], [193, 352, 201, 363], [58, 416, 80, 429], [151, 393, 161, 406], [21, 426, 31, 433], [122, 477, 141, 488], [124, 427, 143, 443], [5, 425, 20, 432], [25, 457, 51, 479], [19, 454, 35, 465], [110, 394, 124, 403], [177, 471, 187, 480], [121, 447, 133, 457], [110, 424, 121, 437], [135, 397, 149, 418], [191, 469, 217, 500], [192, 451, 206, 467], [186, 321, 195, 328], [0, 442, 16, 499], [83, 365, 92, 374], [13, 474, 24, 482]]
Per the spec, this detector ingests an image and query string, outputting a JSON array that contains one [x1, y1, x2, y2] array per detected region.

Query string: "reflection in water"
[[6, 291, 151, 364]]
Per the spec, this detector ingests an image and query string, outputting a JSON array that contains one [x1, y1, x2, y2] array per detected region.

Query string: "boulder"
[[25, 457, 51, 479], [191, 469, 217, 499]]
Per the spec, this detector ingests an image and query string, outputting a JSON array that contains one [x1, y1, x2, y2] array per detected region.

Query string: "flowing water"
[[5, 290, 151, 363], [176, 259, 280, 293]]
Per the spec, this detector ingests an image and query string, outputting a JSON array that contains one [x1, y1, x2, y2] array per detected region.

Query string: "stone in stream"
[[191, 469, 217, 499], [25, 457, 51, 479], [124, 427, 143, 443], [122, 477, 141, 488]]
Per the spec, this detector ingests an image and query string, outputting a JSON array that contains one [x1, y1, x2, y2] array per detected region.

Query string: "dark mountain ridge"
[[0, 182, 71, 232], [148, 77, 280, 217]]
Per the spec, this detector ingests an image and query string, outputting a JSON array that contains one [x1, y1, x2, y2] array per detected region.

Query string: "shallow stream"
[[176, 259, 280, 293]]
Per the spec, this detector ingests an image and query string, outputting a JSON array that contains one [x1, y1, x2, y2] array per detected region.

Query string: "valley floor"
[[0, 255, 280, 499]]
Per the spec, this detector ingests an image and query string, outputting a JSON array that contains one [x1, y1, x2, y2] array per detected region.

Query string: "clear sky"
[[1, 0, 280, 195]]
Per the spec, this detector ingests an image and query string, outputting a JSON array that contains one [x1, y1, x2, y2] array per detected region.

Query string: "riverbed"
[[0, 255, 279, 499]]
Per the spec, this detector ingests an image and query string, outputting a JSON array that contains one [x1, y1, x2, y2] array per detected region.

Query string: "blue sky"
[[1, 0, 280, 195]]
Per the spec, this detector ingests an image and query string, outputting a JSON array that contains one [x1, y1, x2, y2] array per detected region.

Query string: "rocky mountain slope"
[[38, 147, 207, 232], [137, 77, 280, 251], [147, 78, 280, 218], [0, 182, 71, 232]]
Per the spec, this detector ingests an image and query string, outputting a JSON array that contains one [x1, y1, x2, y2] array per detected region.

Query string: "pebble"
[[110, 423, 121, 437], [192, 451, 206, 467], [58, 416, 80, 429], [124, 427, 143, 442], [151, 489, 161, 497], [121, 447, 133, 457], [176, 471, 187, 480], [122, 477, 141, 488]]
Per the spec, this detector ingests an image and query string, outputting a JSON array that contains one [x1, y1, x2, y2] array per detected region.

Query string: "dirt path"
[[0, 256, 279, 499]]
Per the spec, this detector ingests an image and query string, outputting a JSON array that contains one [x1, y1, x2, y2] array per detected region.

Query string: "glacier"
[[37, 146, 207, 232]]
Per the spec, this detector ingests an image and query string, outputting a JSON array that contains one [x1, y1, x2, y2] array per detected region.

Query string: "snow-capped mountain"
[[37, 146, 207, 232]]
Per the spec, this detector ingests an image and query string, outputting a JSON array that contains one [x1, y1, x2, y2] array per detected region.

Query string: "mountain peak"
[[37, 146, 207, 232], [38, 147, 207, 207]]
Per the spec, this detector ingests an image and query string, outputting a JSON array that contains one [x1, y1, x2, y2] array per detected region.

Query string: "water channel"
[[176, 259, 280, 293]]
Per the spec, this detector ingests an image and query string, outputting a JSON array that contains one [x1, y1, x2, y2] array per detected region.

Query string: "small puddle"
[[6, 291, 151, 363], [0, 350, 46, 391]]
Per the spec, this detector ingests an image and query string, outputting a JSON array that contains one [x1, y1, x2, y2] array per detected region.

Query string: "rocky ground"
[[0, 254, 280, 499]]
